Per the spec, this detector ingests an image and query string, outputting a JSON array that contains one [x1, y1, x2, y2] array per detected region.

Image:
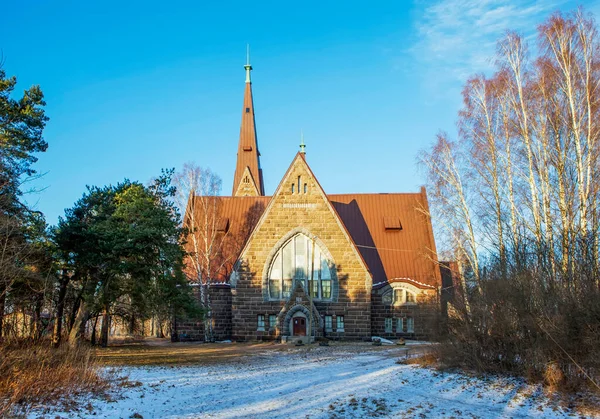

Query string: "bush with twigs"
[[0, 339, 110, 416]]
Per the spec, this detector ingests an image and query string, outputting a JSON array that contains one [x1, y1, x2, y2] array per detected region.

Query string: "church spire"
[[232, 46, 264, 196]]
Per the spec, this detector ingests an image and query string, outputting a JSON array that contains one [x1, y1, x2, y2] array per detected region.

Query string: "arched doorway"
[[281, 304, 322, 343]]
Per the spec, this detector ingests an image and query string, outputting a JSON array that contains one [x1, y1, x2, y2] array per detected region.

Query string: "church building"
[[181, 57, 442, 342]]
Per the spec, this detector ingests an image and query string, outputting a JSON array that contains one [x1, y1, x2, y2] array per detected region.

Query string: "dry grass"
[[93, 338, 419, 367], [398, 352, 439, 367], [0, 339, 110, 416]]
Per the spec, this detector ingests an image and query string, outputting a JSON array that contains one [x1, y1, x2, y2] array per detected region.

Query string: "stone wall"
[[231, 155, 372, 342], [370, 288, 439, 340], [175, 285, 232, 341]]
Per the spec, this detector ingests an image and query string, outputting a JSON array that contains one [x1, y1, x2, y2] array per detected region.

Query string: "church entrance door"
[[293, 317, 306, 336]]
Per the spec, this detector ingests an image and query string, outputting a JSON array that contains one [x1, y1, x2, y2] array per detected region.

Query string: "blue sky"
[[2, 0, 598, 225]]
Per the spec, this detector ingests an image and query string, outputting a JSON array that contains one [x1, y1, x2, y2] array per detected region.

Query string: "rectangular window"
[[283, 243, 294, 280], [396, 318, 404, 333], [269, 279, 281, 300], [282, 278, 292, 298], [295, 235, 306, 279], [394, 289, 403, 304], [325, 315, 332, 332], [406, 292, 415, 303], [385, 318, 393, 333], [406, 317, 414, 333], [257, 315, 265, 331], [320, 256, 330, 279], [336, 315, 345, 332], [310, 279, 318, 298], [321, 279, 331, 299], [269, 315, 277, 330], [311, 245, 320, 282]]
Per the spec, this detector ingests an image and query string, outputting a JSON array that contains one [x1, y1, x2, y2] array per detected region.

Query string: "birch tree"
[[421, 8, 600, 386], [174, 163, 230, 342]]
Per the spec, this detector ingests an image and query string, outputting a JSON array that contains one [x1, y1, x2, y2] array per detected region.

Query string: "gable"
[[234, 166, 260, 197], [236, 153, 372, 292]]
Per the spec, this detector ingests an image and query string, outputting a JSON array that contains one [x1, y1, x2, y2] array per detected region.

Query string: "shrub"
[[0, 339, 109, 416], [440, 266, 600, 394]]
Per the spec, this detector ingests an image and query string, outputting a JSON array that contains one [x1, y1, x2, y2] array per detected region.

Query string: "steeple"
[[232, 46, 264, 196]]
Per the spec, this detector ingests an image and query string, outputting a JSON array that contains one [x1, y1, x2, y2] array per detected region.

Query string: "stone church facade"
[[180, 58, 441, 342]]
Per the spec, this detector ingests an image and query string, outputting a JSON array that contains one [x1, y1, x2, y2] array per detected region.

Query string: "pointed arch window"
[[268, 233, 333, 300]]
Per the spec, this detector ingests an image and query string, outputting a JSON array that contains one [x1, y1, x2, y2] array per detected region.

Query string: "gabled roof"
[[234, 152, 372, 284], [186, 186, 440, 289], [329, 190, 441, 288], [184, 195, 270, 282]]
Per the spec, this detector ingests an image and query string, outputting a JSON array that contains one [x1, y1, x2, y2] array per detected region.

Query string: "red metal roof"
[[186, 189, 440, 289], [184, 196, 270, 282], [328, 190, 441, 288]]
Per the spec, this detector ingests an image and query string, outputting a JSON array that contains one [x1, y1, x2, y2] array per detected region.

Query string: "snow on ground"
[[33, 346, 593, 418]]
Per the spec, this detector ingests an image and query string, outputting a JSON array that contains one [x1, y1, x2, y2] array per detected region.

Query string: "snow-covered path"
[[36, 347, 590, 418]]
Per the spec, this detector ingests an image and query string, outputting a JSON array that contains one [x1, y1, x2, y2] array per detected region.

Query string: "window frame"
[[257, 314, 265, 332], [396, 318, 404, 333], [383, 286, 418, 306], [324, 315, 333, 332], [394, 289, 417, 305], [267, 233, 334, 301], [384, 317, 393, 333], [406, 317, 414, 333], [336, 315, 345, 332], [268, 314, 277, 330]]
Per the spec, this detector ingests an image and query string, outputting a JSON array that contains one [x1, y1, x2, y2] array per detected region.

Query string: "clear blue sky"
[[1, 0, 596, 225]]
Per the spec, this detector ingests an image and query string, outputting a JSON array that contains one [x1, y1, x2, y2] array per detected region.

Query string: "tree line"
[[0, 66, 199, 348], [421, 8, 600, 390]]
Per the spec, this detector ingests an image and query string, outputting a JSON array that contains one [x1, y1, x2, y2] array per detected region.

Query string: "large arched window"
[[268, 233, 333, 300]]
